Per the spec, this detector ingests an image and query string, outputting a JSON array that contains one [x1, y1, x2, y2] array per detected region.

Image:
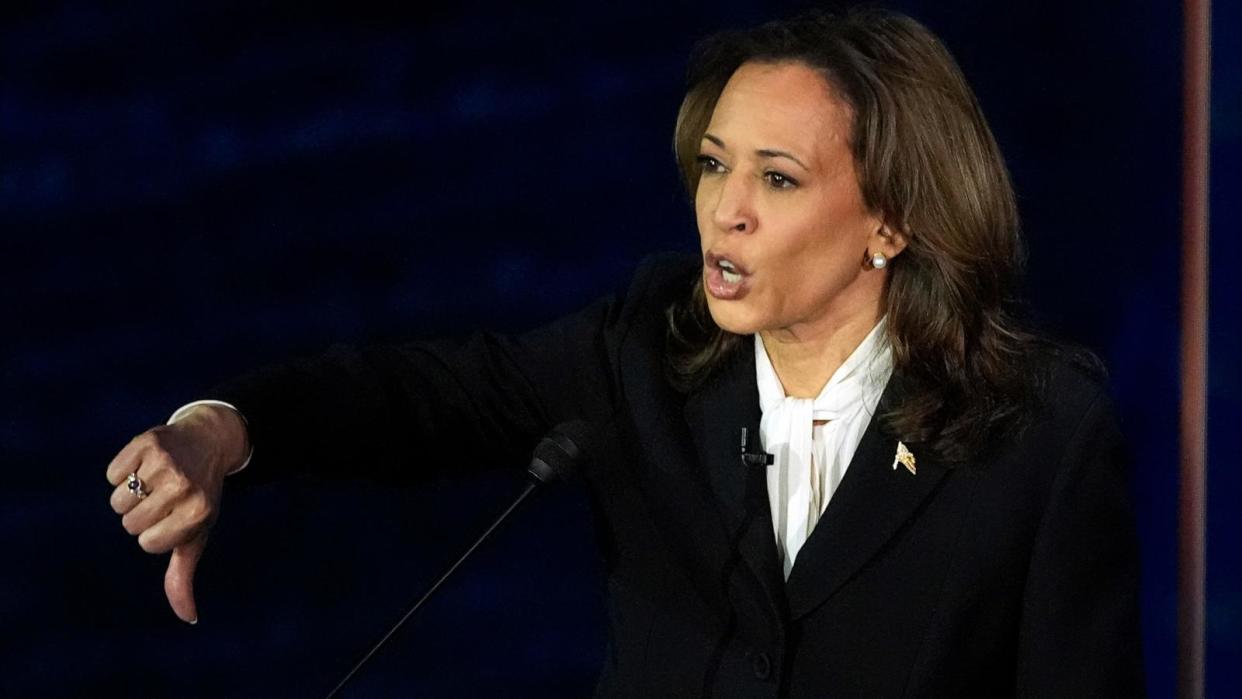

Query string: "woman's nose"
[[712, 175, 756, 233]]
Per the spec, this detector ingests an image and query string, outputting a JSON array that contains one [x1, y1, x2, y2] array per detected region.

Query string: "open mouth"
[[719, 259, 743, 284], [704, 252, 751, 300]]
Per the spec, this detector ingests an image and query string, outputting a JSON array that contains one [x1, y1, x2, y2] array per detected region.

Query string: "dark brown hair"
[[666, 7, 1046, 463]]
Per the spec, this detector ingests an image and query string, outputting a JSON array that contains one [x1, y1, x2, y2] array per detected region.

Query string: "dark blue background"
[[2, 1, 1238, 696]]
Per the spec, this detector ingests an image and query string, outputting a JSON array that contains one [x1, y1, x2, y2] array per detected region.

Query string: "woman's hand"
[[105, 404, 249, 623]]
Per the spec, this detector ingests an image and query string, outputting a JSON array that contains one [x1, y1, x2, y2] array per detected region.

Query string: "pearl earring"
[[870, 251, 888, 269]]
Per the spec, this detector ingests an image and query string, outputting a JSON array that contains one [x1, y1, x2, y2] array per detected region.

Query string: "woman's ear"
[[875, 221, 908, 259]]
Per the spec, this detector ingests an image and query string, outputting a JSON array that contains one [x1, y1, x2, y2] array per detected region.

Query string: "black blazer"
[[211, 253, 1144, 697]]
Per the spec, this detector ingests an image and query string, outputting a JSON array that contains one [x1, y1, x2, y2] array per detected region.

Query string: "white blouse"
[[755, 318, 893, 579]]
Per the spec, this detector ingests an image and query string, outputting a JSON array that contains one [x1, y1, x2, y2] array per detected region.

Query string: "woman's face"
[[696, 61, 896, 339]]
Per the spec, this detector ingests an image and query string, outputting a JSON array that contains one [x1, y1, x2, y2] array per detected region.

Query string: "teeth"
[[719, 259, 736, 271], [722, 269, 742, 284]]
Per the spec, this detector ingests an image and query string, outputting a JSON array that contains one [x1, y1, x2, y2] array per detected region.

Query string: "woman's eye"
[[696, 154, 725, 174], [765, 171, 798, 189]]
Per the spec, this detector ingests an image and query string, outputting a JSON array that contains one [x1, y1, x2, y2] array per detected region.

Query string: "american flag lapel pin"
[[892, 441, 916, 475]]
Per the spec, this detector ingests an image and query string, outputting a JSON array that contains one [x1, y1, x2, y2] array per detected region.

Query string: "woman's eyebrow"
[[701, 133, 808, 171], [756, 148, 809, 171]]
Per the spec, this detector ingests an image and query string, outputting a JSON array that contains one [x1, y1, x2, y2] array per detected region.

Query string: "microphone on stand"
[[325, 421, 597, 698]]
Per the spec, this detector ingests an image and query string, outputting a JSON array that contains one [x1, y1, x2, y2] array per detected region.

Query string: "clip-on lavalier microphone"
[[739, 427, 774, 467]]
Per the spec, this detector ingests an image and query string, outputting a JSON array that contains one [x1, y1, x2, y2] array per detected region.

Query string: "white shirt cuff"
[[167, 400, 253, 475]]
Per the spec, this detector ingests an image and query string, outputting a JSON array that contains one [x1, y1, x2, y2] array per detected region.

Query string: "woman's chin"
[[706, 298, 764, 336]]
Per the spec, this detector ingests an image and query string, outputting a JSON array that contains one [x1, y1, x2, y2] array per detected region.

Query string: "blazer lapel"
[[619, 329, 775, 619], [681, 339, 787, 621], [784, 377, 951, 621]]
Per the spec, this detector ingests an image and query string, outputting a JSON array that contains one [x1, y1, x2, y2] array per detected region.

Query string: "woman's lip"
[[704, 264, 750, 300], [704, 251, 751, 276]]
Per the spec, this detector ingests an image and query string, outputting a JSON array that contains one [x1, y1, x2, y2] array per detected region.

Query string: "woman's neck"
[[759, 304, 882, 399]]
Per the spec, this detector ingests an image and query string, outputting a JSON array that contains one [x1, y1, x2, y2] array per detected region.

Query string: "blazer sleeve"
[[1014, 389, 1146, 697], [200, 262, 675, 487], [204, 297, 616, 487]]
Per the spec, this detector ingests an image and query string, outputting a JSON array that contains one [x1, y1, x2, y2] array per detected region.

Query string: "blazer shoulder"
[[1032, 344, 1113, 422], [1020, 346, 1124, 476], [627, 252, 700, 302], [613, 252, 700, 328]]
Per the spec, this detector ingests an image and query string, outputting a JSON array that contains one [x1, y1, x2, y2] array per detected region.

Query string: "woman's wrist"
[[168, 402, 252, 477]]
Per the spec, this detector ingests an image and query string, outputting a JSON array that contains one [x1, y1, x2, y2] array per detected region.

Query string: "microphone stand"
[[323, 420, 591, 697], [324, 481, 538, 698]]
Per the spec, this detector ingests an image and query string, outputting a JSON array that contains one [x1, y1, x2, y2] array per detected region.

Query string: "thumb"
[[165, 534, 207, 624]]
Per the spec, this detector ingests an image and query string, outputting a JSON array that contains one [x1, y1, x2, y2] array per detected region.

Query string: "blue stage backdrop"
[[2, 1, 1238, 696]]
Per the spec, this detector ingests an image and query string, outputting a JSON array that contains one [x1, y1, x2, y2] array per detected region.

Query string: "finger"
[[136, 492, 210, 554], [106, 433, 153, 486], [110, 479, 142, 516], [119, 482, 181, 536], [166, 534, 207, 624], [108, 458, 166, 516]]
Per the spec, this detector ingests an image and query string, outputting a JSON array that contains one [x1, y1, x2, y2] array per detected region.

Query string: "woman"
[[105, 8, 1143, 696]]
